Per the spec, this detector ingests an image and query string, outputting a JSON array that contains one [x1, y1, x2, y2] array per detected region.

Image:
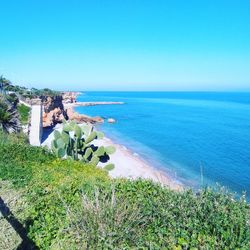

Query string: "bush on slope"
[[0, 132, 249, 249]]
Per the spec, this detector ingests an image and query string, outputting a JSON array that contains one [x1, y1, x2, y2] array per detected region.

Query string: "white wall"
[[29, 104, 43, 146]]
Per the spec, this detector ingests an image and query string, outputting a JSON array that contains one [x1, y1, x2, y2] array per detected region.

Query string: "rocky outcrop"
[[42, 107, 66, 127], [42, 95, 104, 127], [66, 107, 104, 124], [62, 92, 79, 104], [42, 96, 68, 127], [108, 118, 116, 123], [42, 96, 64, 113]]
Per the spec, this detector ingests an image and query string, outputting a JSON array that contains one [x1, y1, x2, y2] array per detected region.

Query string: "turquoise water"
[[76, 92, 250, 196]]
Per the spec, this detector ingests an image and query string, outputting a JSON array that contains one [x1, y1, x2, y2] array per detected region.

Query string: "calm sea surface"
[[76, 92, 250, 196]]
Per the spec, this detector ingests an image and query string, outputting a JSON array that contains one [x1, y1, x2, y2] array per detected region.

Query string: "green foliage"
[[0, 132, 249, 249], [113, 179, 250, 249], [17, 103, 31, 125], [6, 93, 19, 107], [103, 163, 115, 171], [51, 121, 116, 169], [0, 95, 21, 133], [0, 75, 11, 94], [1, 75, 59, 99], [0, 131, 54, 187]]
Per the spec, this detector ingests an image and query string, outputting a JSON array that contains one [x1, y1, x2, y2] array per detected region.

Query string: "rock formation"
[[42, 95, 104, 127], [42, 96, 68, 127], [42, 95, 64, 113], [62, 92, 79, 104], [66, 107, 104, 124], [108, 118, 116, 123]]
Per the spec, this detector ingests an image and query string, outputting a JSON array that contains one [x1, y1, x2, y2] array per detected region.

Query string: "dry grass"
[[52, 187, 146, 249], [0, 180, 27, 250]]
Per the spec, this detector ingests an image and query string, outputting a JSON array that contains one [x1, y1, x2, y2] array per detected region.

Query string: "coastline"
[[64, 101, 124, 107], [42, 123, 183, 191], [94, 136, 183, 191], [61, 98, 183, 191]]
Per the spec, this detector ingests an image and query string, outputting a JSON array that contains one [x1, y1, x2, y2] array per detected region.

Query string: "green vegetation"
[[0, 95, 21, 133], [0, 75, 60, 99], [0, 132, 249, 249], [17, 104, 31, 125], [5, 92, 19, 106], [1, 75, 58, 132], [27, 87, 60, 98], [52, 121, 115, 170]]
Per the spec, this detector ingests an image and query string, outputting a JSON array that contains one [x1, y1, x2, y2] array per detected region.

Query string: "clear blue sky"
[[0, 0, 250, 91]]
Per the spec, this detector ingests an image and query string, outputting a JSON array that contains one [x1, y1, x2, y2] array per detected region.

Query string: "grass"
[[17, 103, 30, 125], [0, 180, 24, 249], [0, 132, 249, 249]]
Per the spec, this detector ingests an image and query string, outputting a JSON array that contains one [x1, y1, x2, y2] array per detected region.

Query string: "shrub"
[[17, 103, 31, 125], [51, 121, 115, 170], [0, 96, 21, 133], [0, 132, 249, 249]]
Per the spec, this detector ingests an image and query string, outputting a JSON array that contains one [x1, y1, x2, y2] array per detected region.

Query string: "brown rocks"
[[41, 93, 119, 127], [42, 96, 64, 113], [66, 107, 104, 124], [42, 108, 66, 127], [62, 92, 79, 104], [108, 118, 116, 123], [42, 96, 68, 127]]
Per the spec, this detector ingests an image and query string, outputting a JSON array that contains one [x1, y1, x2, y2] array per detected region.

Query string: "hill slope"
[[0, 132, 249, 249]]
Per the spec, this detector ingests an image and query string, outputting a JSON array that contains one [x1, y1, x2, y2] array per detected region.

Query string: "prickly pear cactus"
[[51, 121, 115, 170]]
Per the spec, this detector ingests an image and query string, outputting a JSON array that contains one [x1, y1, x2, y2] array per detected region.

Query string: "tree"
[[0, 96, 21, 133], [0, 76, 4, 94], [0, 75, 11, 93]]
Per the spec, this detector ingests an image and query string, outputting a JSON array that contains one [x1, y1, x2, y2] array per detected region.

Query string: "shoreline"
[[42, 123, 183, 191], [60, 100, 183, 191], [94, 136, 183, 191]]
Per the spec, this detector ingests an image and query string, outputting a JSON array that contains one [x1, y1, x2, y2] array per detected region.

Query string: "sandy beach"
[[43, 96, 183, 190], [42, 123, 183, 191], [94, 136, 183, 190]]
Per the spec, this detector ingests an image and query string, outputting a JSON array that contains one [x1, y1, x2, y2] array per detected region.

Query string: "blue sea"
[[76, 92, 250, 197]]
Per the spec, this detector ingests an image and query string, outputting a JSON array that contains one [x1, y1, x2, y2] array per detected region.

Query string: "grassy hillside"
[[17, 104, 31, 125], [0, 132, 249, 249]]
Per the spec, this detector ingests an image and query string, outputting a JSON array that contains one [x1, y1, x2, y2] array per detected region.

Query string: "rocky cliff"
[[42, 94, 103, 127], [42, 96, 68, 127], [62, 92, 79, 104]]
